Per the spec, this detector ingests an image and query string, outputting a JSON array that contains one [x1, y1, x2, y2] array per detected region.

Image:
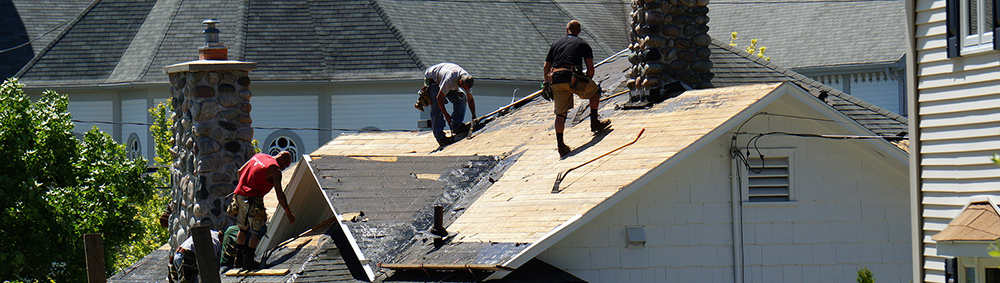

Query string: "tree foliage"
[[0, 78, 157, 282]]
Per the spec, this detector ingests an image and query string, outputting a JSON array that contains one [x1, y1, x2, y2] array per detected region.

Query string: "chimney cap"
[[202, 19, 220, 25]]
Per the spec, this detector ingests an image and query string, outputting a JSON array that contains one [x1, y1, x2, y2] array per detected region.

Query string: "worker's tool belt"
[[415, 78, 435, 111], [550, 66, 588, 88]]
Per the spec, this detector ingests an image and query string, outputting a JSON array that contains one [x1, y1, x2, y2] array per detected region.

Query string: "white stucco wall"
[[537, 96, 910, 283]]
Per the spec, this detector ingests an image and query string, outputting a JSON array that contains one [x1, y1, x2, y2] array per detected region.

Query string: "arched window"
[[126, 133, 142, 160], [264, 130, 303, 163]]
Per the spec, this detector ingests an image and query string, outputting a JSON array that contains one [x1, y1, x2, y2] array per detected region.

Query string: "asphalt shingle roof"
[[708, 0, 906, 69], [0, 0, 92, 79], [16, 0, 155, 84], [17, 0, 631, 86]]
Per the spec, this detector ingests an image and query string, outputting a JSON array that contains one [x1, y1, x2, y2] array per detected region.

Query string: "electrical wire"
[[70, 119, 420, 133], [0, 17, 73, 54]]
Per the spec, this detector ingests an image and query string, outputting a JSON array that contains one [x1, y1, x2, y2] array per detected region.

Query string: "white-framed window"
[[961, 257, 1000, 283], [736, 148, 795, 202], [126, 133, 142, 160], [265, 130, 302, 163], [947, 0, 997, 57], [961, 0, 996, 52]]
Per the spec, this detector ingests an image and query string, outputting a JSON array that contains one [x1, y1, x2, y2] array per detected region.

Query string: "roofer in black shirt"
[[543, 20, 611, 157]]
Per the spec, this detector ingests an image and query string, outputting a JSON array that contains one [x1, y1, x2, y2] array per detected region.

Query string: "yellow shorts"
[[552, 76, 600, 115]]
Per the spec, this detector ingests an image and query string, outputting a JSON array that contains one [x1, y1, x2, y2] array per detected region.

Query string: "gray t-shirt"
[[424, 63, 469, 94], [178, 230, 221, 257]]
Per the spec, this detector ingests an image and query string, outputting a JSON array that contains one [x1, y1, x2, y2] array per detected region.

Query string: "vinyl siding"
[[251, 95, 320, 156], [122, 98, 148, 160], [538, 96, 910, 283], [69, 99, 113, 136], [912, 0, 1000, 281]]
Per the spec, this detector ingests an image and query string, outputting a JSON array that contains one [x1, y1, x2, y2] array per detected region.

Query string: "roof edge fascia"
[[305, 155, 376, 282], [490, 82, 792, 280], [784, 80, 910, 166], [792, 59, 904, 76], [14, 0, 101, 78]]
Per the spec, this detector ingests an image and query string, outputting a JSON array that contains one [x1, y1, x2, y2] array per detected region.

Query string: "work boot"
[[243, 248, 261, 270], [437, 136, 454, 147], [591, 118, 611, 133], [233, 245, 245, 269], [558, 143, 571, 157]]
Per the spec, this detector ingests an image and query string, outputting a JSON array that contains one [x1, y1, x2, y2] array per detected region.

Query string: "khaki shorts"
[[552, 76, 600, 115], [228, 194, 267, 233]]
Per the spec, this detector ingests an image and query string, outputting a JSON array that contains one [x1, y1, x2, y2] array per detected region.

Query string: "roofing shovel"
[[552, 128, 645, 193]]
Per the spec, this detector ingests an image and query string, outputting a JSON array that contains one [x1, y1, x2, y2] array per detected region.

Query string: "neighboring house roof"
[[932, 202, 1000, 242], [707, 0, 906, 70], [16, 0, 630, 87], [0, 0, 92, 79], [594, 40, 909, 138]]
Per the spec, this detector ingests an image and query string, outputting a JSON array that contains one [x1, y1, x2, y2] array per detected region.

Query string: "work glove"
[[541, 82, 553, 101]]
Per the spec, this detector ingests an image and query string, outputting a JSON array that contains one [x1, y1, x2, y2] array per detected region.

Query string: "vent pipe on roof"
[[430, 205, 448, 247], [625, 0, 712, 108], [199, 19, 227, 60]]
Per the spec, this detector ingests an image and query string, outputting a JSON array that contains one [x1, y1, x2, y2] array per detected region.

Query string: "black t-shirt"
[[546, 35, 593, 70]]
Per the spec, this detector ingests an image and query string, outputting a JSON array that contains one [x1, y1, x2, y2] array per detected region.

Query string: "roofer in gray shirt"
[[420, 62, 477, 147]]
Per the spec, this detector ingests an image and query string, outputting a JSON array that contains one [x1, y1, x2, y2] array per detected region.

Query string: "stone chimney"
[[626, 0, 713, 106], [164, 20, 257, 248]]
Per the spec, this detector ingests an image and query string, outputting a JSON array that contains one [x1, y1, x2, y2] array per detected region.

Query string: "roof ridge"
[[370, 0, 424, 69], [710, 38, 909, 127], [14, 0, 101, 78]]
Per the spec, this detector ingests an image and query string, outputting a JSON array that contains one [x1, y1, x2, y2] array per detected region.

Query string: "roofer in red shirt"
[[227, 151, 295, 269]]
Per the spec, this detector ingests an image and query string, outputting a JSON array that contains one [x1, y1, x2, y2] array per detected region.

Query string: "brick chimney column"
[[628, 0, 714, 96], [163, 20, 257, 248]]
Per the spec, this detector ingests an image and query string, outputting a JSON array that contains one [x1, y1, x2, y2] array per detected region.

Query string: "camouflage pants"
[[228, 194, 267, 234]]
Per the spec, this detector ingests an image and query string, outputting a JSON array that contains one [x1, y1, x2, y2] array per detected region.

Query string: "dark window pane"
[[986, 267, 1000, 283], [970, 0, 980, 35]]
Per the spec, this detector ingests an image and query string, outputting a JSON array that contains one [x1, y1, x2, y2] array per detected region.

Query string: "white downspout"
[[731, 147, 744, 283]]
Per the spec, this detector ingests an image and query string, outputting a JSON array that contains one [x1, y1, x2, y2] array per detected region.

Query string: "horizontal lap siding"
[[122, 99, 149, 160], [251, 95, 319, 155], [851, 80, 902, 115], [330, 93, 417, 134], [69, 100, 113, 136], [914, 0, 1000, 281]]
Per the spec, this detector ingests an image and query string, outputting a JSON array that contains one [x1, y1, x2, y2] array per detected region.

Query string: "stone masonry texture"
[[166, 65, 255, 248]]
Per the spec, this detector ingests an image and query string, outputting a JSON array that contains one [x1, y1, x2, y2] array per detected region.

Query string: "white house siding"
[[250, 94, 319, 156], [911, 0, 1000, 281], [852, 79, 903, 115], [67, 96, 113, 137], [538, 98, 910, 283], [330, 93, 418, 136], [122, 97, 149, 160]]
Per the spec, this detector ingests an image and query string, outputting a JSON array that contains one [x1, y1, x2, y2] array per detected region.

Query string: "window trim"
[[948, 0, 1000, 57], [960, 0, 996, 53], [736, 148, 796, 203], [960, 257, 1000, 283]]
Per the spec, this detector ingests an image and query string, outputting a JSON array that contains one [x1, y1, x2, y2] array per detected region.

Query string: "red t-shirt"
[[234, 153, 278, 197]]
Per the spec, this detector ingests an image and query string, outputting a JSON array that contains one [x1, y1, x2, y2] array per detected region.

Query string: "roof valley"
[[106, 0, 181, 84]]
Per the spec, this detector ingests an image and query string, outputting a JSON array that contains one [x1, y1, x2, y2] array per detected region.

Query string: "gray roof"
[[0, 0, 92, 79], [707, 0, 906, 69], [17, 0, 631, 87]]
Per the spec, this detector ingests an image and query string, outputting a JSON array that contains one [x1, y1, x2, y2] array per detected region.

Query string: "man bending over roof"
[[227, 151, 295, 269], [543, 20, 611, 157], [422, 62, 477, 147]]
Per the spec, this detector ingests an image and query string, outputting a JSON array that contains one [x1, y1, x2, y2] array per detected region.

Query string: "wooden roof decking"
[[313, 83, 783, 246]]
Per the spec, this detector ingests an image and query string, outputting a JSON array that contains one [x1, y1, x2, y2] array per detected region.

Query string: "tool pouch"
[[569, 66, 588, 89], [414, 85, 432, 111], [541, 82, 553, 101]]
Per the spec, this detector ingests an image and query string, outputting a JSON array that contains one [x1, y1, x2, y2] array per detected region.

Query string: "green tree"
[[857, 266, 875, 283], [0, 78, 156, 281]]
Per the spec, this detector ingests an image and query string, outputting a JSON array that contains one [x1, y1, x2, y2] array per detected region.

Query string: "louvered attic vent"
[[747, 156, 790, 202]]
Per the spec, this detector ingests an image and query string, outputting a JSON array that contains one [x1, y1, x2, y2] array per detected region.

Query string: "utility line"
[[70, 119, 420, 133], [0, 17, 73, 54]]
